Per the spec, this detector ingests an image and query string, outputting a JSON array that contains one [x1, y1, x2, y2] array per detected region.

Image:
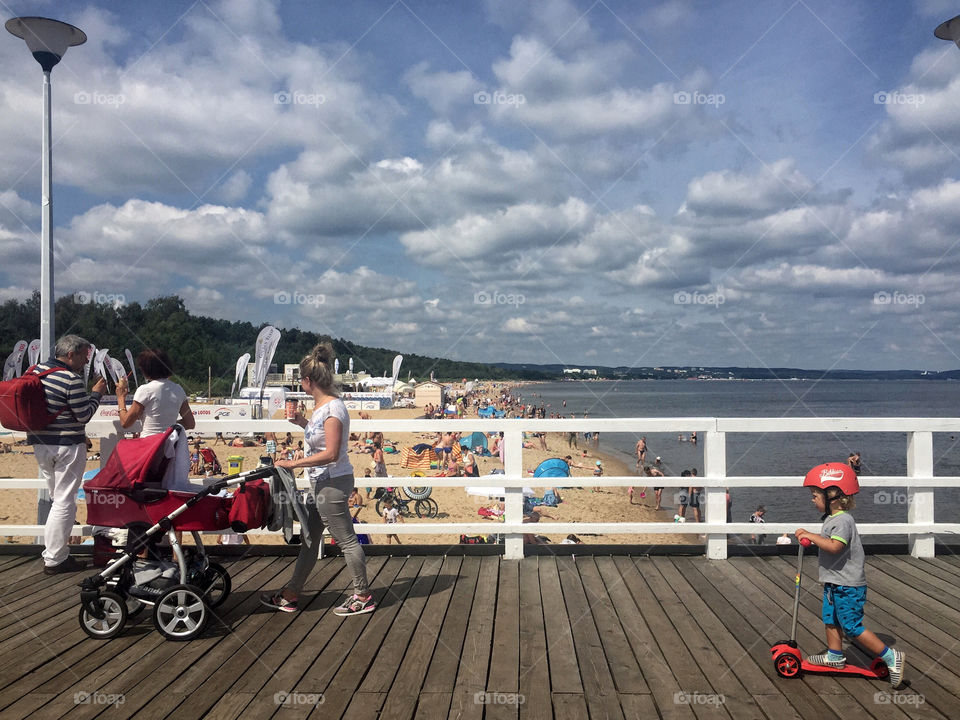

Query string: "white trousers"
[[35, 443, 86, 566]]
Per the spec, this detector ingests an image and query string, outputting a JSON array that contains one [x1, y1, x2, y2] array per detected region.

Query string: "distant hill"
[[493, 362, 959, 381], [0, 292, 554, 394]]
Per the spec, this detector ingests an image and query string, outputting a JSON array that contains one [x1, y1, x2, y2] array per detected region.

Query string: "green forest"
[[0, 293, 553, 394]]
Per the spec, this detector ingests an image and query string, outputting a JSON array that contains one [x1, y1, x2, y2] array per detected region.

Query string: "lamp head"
[[5, 16, 86, 72], [935, 14, 960, 49]]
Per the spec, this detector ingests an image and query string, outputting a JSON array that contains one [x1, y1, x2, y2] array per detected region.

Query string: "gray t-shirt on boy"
[[818, 511, 866, 587]]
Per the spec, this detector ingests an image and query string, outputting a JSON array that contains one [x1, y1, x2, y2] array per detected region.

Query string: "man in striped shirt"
[[28, 335, 106, 574]]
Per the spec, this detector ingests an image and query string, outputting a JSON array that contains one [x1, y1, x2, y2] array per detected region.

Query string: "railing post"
[[907, 431, 935, 558], [704, 428, 727, 559], [503, 429, 524, 560]]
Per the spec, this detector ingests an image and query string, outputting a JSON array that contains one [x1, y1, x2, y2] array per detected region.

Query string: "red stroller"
[[80, 426, 273, 641]]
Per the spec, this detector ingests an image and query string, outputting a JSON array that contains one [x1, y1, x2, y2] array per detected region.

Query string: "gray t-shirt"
[[817, 511, 866, 587]]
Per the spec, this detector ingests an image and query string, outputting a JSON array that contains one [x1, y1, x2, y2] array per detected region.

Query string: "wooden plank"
[[342, 692, 387, 720], [377, 556, 464, 720], [448, 556, 500, 720], [555, 556, 624, 720], [552, 693, 588, 720], [358, 556, 446, 694], [421, 556, 482, 694], [575, 557, 648, 693], [537, 558, 581, 694], [415, 692, 453, 720], [303, 557, 427, 720], [225, 556, 393, 720], [487, 559, 519, 693], [870, 556, 960, 612], [595, 557, 696, 720], [619, 693, 660, 718], [518, 558, 551, 720]]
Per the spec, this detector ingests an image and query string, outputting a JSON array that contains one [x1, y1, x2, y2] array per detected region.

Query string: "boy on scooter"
[[794, 462, 905, 688]]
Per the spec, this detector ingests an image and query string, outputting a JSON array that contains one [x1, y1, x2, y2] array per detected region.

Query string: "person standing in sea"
[[262, 343, 374, 616]]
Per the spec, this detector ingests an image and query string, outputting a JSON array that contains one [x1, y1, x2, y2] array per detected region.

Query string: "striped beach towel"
[[400, 444, 462, 469]]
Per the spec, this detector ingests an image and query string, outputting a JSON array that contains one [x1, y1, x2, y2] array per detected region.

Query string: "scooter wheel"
[[774, 651, 801, 678], [79, 590, 127, 639], [153, 584, 208, 641]]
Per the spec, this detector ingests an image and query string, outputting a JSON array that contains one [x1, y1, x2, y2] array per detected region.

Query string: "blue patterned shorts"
[[822, 583, 866, 637]]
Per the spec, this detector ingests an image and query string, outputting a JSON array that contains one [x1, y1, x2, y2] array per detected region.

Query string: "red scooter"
[[770, 538, 889, 680]]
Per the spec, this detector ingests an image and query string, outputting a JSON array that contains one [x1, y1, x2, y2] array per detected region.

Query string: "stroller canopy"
[[533, 457, 571, 479], [86, 428, 175, 490]]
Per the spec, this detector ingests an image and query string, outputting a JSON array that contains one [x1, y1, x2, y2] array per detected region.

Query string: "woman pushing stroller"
[[260, 343, 374, 616]]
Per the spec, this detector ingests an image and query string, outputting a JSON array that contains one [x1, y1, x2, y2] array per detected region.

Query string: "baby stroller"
[[79, 426, 274, 641]]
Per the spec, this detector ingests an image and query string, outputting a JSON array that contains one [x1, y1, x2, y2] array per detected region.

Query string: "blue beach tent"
[[460, 431, 488, 453], [533, 457, 570, 478]]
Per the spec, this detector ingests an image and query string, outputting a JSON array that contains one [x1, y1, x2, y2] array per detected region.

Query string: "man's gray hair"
[[55, 334, 92, 358]]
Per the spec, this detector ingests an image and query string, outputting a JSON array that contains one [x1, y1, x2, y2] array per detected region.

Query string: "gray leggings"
[[288, 473, 368, 596]]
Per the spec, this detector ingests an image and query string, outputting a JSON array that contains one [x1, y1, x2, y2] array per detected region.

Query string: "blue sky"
[[2, 0, 960, 371]]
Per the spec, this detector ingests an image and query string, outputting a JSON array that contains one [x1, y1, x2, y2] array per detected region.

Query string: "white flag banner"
[[2, 352, 18, 381], [348, 357, 353, 373], [27, 339, 41, 367], [124, 349, 139, 387], [334, 358, 340, 375], [233, 352, 251, 397], [108, 358, 126, 384], [85, 345, 96, 386], [10, 340, 28, 377], [253, 326, 280, 396], [93, 349, 110, 381], [390, 354, 403, 388]]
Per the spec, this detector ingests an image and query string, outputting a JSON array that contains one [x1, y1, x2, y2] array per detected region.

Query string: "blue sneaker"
[[887, 649, 905, 688]]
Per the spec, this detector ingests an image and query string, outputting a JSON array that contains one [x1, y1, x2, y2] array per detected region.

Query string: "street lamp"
[[935, 14, 960, 48], [5, 16, 86, 361]]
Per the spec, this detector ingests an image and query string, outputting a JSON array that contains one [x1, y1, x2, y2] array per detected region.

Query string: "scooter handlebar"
[[799, 537, 812, 547]]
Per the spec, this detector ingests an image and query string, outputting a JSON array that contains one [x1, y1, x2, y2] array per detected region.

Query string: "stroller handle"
[[203, 466, 278, 496]]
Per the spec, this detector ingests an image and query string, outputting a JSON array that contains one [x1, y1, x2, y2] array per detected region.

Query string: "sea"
[[515, 379, 960, 543]]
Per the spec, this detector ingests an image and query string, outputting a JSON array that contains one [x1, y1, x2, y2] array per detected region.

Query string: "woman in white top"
[[116, 349, 195, 436], [261, 343, 373, 617]]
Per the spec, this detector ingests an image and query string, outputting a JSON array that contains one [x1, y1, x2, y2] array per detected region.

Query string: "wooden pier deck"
[[0, 550, 956, 719]]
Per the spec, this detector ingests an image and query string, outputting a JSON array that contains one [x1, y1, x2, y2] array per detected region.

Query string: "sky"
[[2, 0, 960, 372]]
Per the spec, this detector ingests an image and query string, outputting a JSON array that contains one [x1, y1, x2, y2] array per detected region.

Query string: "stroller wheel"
[[153, 584, 208, 641], [79, 591, 127, 639], [193, 562, 231, 608]]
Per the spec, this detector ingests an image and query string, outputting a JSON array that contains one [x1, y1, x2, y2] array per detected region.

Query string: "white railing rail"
[[2, 417, 959, 560]]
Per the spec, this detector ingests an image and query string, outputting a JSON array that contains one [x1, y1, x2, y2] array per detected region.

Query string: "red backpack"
[[0, 366, 65, 432]]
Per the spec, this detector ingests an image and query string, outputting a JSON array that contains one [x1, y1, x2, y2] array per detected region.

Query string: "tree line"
[[0, 292, 554, 394]]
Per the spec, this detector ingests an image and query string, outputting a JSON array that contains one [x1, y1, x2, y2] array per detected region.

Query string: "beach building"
[[414, 380, 444, 408]]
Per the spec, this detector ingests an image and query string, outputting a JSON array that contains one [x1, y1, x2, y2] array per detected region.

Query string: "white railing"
[[2, 417, 959, 560]]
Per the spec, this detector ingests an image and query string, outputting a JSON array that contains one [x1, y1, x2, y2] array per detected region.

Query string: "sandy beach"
[[0, 387, 693, 547]]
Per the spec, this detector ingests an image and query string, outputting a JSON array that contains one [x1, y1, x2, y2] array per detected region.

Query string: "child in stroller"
[[79, 426, 276, 641]]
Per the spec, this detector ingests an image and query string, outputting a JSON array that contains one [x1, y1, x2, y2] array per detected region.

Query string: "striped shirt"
[[25, 360, 102, 446]]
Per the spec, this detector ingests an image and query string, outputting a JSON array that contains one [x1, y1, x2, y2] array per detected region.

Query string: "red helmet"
[[803, 462, 859, 496]]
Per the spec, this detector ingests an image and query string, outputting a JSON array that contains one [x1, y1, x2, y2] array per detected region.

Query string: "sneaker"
[[42, 556, 88, 575], [887, 649, 905, 688], [259, 592, 298, 613], [807, 651, 846, 668], [333, 594, 376, 616]]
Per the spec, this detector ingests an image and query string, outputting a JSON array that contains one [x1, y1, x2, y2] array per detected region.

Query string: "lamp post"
[[5, 16, 86, 362]]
